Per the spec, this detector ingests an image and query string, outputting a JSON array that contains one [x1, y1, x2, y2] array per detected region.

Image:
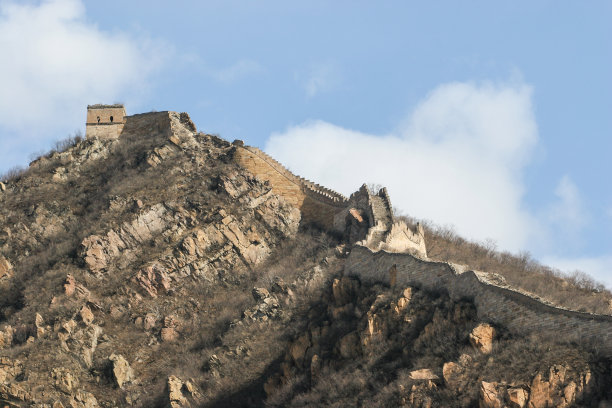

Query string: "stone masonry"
[[85, 104, 126, 140]]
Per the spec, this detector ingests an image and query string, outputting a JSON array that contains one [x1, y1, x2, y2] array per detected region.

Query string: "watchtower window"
[[110, 116, 114, 123], [97, 116, 100, 124]]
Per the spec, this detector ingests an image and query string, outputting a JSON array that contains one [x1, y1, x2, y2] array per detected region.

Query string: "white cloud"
[[548, 175, 588, 230], [301, 62, 341, 97], [266, 80, 538, 252], [0, 0, 164, 169]]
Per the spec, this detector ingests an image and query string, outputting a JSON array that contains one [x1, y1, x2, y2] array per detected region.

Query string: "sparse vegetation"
[[0, 165, 26, 183], [398, 215, 612, 314]]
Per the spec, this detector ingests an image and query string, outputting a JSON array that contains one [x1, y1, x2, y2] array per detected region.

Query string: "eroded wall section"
[[345, 246, 612, 355]]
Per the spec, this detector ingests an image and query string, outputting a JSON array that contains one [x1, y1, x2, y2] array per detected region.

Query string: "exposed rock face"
[[63, 274, 90, 298], [0, 255, 12, 281], [469, 323, 496, 354], [480, 381, 505, 408], [133, 264, 171, 298], [79, 305, 94, 325], [507, 387, 528, 408], [167, 375, 189, 407], [166, 375, 201, 407], [243, 287, 281, 321], [443, 357, 471, 392], [109, 354, 134, 389], [52, 367, 80, 394], [409, 368, 439, 381]]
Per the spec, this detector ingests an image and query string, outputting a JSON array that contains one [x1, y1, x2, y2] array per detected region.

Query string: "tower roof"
[[87, 104, 125, 109]]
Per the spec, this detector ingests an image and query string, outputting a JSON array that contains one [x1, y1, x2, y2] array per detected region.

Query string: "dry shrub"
[[398, 215, 612, 314], [1, 165, 26, 182]]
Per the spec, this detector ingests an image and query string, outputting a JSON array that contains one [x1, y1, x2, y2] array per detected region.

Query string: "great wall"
[[86, 105, 612, 355]]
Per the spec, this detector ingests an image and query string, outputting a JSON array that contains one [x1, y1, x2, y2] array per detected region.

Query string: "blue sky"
[[0, 1, 610, 285]]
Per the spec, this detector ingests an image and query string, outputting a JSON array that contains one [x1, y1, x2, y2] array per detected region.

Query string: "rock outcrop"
[[469, 323, 496, 354], [109, 354, 134, 389]]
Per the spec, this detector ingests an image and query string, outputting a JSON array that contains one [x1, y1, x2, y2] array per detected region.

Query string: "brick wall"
[[233, 146, 347, 227]]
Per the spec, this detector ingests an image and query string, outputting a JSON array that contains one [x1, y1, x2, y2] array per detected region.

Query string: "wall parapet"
[[240, 146, 348, 205], [345, 246, 612, 354]]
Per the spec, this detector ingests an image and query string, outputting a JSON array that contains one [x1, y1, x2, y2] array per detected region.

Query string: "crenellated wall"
[[345, 246, 612, 355], [232, 144, 348, 228]]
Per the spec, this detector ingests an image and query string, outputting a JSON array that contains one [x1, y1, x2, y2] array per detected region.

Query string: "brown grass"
[[398, 215, 612, 314]]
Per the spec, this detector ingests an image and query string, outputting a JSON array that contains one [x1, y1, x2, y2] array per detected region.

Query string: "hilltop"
[[0, 109, 611, 407]]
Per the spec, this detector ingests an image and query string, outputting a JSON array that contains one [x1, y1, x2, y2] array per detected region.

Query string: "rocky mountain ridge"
[[0, 110, 610, 407]]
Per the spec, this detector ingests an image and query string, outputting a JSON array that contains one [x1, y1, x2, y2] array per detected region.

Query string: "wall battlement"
[[239, 145, 349, 204], [233, 143, 350, 228]]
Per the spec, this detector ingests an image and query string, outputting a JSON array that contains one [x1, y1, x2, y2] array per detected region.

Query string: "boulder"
[[64, 274, 90, 298], [35, 313, 46, 337], [393, 287, 413, 314], [480, 381, 504, 408], [70, 390, 99, 408], [507, 387, 529, 408], [271, 277, 288, 294], [167, 376, 189, 407], [442, 361, 466, 390], [469, 323, 496, 354], [80, 306, 94, 326], [528, 373, 552, 408], [52, 367, 79, 394], [252, 287, 270, 301], [0, 326, 14, 348], [310, 354, 321, 380], [109, 354, 134, 389], [409, 368, 439, 381], [144, 314, 157, 330]]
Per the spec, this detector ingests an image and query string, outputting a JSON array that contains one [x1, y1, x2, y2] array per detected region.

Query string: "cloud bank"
[[266, 80, 538, 252], [0, 0, 163, 169]]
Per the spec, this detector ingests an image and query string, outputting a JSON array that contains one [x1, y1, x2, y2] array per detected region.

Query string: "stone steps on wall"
[[242, 146, 349, 204]]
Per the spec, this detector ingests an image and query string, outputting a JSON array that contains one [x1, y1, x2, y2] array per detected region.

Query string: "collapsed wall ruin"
[[345, 246, 612, 355]]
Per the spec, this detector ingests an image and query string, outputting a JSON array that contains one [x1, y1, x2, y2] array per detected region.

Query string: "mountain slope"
[[0, 111, 610, 407]]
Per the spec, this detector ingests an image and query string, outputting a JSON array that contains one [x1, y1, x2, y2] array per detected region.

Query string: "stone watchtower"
[[85, 104, 126, 140]]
